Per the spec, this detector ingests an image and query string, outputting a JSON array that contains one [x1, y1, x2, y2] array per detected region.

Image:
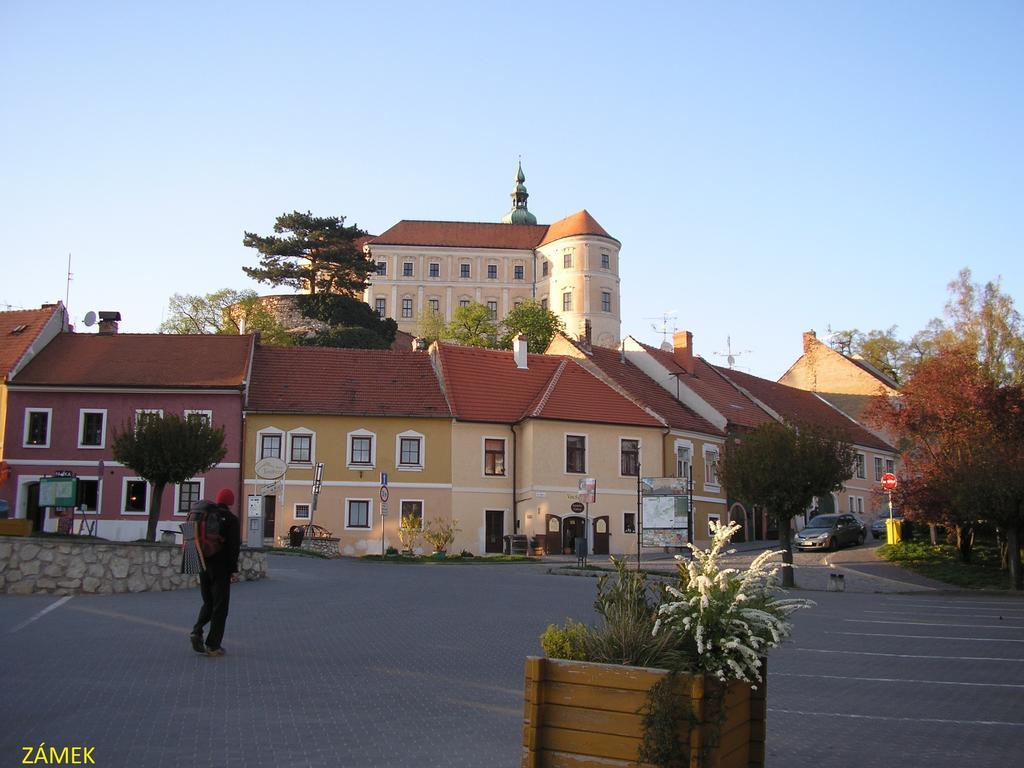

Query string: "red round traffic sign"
[[880, 472, 898, 491], [380, 486, 389, 502]]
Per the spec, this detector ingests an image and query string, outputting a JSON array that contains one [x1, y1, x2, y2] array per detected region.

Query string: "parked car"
[[871, 514, 904, 540], [795, 514, 866, 551]]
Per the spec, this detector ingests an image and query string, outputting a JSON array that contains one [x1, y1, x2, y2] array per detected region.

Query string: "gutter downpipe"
[[511, 417, 526, 535]]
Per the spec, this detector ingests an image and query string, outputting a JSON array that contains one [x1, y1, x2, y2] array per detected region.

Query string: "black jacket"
[[206, 504, 241, 574]]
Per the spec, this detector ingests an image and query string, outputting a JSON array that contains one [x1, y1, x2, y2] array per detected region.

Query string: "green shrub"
[[540, 619, 590, 661]]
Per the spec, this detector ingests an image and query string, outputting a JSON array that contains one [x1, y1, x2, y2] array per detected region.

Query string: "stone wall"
[[0, 537, 267, 596], [300, 537, 340, 558]]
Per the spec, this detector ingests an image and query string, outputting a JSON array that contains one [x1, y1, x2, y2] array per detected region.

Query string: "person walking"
[[189, 488, 241, 657]]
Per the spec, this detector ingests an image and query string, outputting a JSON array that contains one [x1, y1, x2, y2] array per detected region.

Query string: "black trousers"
[[193, 563, 231, 649]]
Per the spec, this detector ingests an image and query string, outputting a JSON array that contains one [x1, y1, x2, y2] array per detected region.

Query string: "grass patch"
[[878, 539, 1011, 590], [265, 547, 330, 559]]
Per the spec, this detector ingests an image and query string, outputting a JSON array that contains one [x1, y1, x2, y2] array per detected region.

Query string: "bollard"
[[828, 572, 846, 592]]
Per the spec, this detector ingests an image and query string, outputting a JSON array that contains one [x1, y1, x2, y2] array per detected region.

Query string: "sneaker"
[[190, 633, 205, 654], [205, 646, 226, 657]]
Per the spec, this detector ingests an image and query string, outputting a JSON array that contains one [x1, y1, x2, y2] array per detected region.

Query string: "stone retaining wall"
[[300, 537, 340, 558], [0, 536, 267, 595]]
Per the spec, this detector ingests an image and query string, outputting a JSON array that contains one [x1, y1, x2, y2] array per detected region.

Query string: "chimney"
[[580, 319, 592, 351], [514, 334, 528, 369], [412, 337, 428, 351], [98, 311, 121, 335], [672, 330, 695, 375], [803, 330, 817, 353]]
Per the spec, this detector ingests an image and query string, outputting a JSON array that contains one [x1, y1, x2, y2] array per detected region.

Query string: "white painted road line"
[[864, 609, 1024, 621], [845, 618, 1023, 630], [795, 647, 1024, 663], [773, 672, 1024, 688], [9, 596, 73, 633], [881, 599, 1024, 610], [827, 631, 1024, 643], [769, 708, 1024, 727]]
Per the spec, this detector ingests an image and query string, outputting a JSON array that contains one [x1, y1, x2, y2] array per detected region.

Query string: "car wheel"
[[829, 536, 838, 551], [858, 533, 866, 545]]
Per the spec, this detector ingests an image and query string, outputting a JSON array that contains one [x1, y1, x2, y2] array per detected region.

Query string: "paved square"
[[2, 554, 1022, 767]]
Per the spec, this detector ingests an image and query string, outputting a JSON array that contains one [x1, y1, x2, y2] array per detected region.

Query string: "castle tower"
[[500, 160, 538, 225]]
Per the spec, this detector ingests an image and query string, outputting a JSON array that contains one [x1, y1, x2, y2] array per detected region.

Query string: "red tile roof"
[[12, 333, 254, 388], [637, 342, 774, 430], [714, 366, 894, 452], [247, 347, 450, 417], [369, 210, 617, 250], [435, 343, 661, 427], [582, 345, 723, 436], [0, 305, 63, 380]]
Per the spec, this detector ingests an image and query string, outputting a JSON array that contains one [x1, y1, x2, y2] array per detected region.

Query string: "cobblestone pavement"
[[1, 550, 1022, 768]]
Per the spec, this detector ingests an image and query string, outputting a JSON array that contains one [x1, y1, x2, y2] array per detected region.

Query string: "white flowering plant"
[[653, 521, 813, 686]]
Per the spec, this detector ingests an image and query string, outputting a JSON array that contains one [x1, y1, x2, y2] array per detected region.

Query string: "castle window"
[[563, 253, 572, 269], [428, 298, 440, 314], [401, 298, 413, 319], [376, 261, 387, 275], [562, 292, 572, 312], [429, 262, 440, 277], [514, 265, 524, 280], [375, 298, 386, 317], [460, 263, 471, 279], [540, 298, 548, 310], [542, 261, 549, 277], [487, 264, 498, 279], [486, 301, 498, 320], [403, 262, 413, 277], [601, 291, 611, 312], [459, 298, 470, 308], [601, 253, 610, 269]]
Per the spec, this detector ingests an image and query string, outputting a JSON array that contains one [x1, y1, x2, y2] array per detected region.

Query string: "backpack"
[[190, 500, 226, 561]]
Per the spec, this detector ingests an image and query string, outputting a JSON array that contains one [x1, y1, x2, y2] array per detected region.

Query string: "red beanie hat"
[[215, 488, 235, 507]]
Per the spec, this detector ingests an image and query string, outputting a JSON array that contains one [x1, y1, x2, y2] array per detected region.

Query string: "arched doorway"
[[544, 514, 561, 555], [592, 516, 610, 555], [729, 503, 747, 543], [563, 516, 586, 554]]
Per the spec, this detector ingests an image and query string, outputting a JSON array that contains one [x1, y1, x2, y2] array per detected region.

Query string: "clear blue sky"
[[2, 1, 1021, 379]]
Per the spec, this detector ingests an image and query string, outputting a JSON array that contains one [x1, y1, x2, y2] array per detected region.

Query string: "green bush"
[[540, 619, 590, 661]]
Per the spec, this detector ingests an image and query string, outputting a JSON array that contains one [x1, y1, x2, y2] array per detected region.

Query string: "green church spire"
[[501, 159, 537, 225]]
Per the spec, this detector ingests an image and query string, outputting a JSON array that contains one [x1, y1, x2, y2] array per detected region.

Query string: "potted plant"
[[398, 512, 422, 555], [423, 518, 459, 559], [523, 522, 812, 768]]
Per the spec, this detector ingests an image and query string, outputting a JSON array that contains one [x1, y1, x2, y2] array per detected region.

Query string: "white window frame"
[[486, 300, 498, 320], [674, 439, 694, 482], [395, 430, 425, 471], [375, 297, 386, 317], [428, 297, 440, 315], [601, 252, 610, 270], [77, 408, 107, 449], [855, 452, 866, 480], [618, 437, 641, 478], [562, 292, 572, 312], [623, 511, 637, 534], [429, 262, 440, 278], [401, 297, 413, 319], [375, 260, 387, 275], [135, 408, 164, 428], [121, 476, 150, 516], [174, 478, 205, 516], [482, 436, 507, 478], [287, 427, 316, 466], [402, 261, 414, 277], [23, 407, 53, 448], [487, 263, 498, 280], [294, 502, 311, 520], [565, 432, 588, 475], [74, 476, 102, 514], [346, 428, 376, 469], [513, 264, 524, 280], [256, 427, 285, 460], [400, 499, 424, 529], [345, 497, 373, 530], [703, 447, 721, 491], [873, 456, 884, 481], [601, 292, 612, 313], [460, 263, 471, 279], [184, 409, 212, 427]]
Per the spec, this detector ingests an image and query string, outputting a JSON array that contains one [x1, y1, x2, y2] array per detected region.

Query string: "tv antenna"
[[714, 336, 752, 369], [644, 311, 677, 346]]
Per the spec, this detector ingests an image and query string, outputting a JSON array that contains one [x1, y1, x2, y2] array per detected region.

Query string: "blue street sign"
[[380, 472, 388, 487]]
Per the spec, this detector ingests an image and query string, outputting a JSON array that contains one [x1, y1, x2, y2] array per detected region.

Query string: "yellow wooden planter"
[[522, 656, 766, 768], [0, 519, 33, 537]]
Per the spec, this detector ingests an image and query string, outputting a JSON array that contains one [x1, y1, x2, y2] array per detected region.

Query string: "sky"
[[2, 1, 1021, 380]]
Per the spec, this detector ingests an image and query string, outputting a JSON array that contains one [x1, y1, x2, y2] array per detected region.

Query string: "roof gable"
[[539, 210, 617, 246], [0, 305, 64, 380]]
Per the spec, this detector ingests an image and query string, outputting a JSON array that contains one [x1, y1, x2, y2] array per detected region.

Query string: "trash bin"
[[885, 518, 903, 545], [503, 535, 512, 555], [289, 525, 305, 548], [510, 534, 528, 555], [574, 536, 587, 555]]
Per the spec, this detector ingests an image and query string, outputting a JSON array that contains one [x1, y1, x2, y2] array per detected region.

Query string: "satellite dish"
[[83, 311, 97, 327]]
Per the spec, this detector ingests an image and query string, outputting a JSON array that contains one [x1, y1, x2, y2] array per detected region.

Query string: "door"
[[563, 516, 586, 554], [485, 510, 504, 553], [263, 494, 276, 539], [592, 516, 610, 555], [26, 482, 42, 532], [544, 515, 561, 555]]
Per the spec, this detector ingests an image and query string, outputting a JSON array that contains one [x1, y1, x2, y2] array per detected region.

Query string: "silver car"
[[795, 514, 866, 551]]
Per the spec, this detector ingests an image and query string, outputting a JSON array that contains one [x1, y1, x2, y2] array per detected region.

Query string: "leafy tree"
[[445, 302, 498, 348], [498, 299, 566, 353], [717, 422, 855, 587], [242, 211, 373, 296], [294, 293, 397, 349], [415, 307, 447, 346], [159, 288, 294, 346], [827, 325, 909, 384], [111, 414, 227, 542], [868, 350, 1024, 584]]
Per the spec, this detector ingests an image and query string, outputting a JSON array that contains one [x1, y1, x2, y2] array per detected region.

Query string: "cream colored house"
[[243, 346, 452, 555], [364, 163, 623, 348], [432, 341, 664, 556]]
